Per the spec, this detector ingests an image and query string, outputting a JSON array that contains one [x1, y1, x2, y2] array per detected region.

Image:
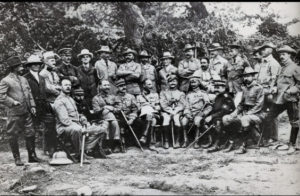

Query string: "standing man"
[[224, 42, 250, 95], [139, 50, 159, 92], [76, 49, 99, 107], [57, 47, 80, 87], [267, 45, 300, 154], [255, 42, 281, 144], [182, 75, 212, 148], [117, 48, 142, 96], [223, 67, 265, 154], [92, 80, 122, 153], [39, 51, 61, 157], [94, 45, 118, 95], [160, 75, 186, 149], [0, 56, 40, 166], [208, 43, 229, 80], [178, 44, 201, 93], [158, 52, 178, 92]]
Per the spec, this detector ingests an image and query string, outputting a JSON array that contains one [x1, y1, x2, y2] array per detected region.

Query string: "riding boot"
[[207, 138, 220, 153], [181, 126, 188, 148], [93, 133, 107, 158], [150, 126, 156, 145], [223, 140, 234, 153], [235, 129, 249, 154], [25, 136, 42, 163], [289, 127, 299, 146], [9, 138, 24, 166], [193, 127, 200, 149], [162, 126, 169, 149], [140, 120, 151, 144], [112, 140, 121, 153], [201, 134, 213, 149], [173, 126, 180, 149]]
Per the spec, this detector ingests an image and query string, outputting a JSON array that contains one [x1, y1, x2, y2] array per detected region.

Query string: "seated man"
[[136, 79, 162, 148], [204, 80, 236, 153], [181, 75, 212, 149], [160, 75, 186, 149], [53, 78, 108, 162], [92, 80, 122, 153], [222, 67, 265, 154], [114, 79, 141, 148]]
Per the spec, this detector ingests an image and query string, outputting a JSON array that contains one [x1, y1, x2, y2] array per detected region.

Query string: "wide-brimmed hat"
[[25, 54, 43, 66], [139, 50, 151, 58], [115, 78, 126, 87], [122, 48, 137, 56], [6, 56, 25, 68], [43, 51, 60, 61], [257, 42, 276, 50], [73, 87, 85, 96], [228, 41, 242, 49], [167, 74, 178, 82], [252, 46, 261, 55], [49, 151, 73, 165], [96, 45, 112, 53], [77, 49, 93, 59], [241, 67, 258, 76], [213, 80, 226, 87], [277, 45, 297, 55], [183, 44, 195, 52], [160, 52, 174, 60], [58, 48, 72, 55], [208, 43, 224, 51], [189, 73, 201, 80]]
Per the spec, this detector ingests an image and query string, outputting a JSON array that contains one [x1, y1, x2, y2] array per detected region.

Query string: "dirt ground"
[[0, 112, 299, 195]]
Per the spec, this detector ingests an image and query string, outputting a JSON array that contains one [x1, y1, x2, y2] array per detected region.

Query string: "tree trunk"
[[189, 2, 208, 19], [118, 2, 146, 49]]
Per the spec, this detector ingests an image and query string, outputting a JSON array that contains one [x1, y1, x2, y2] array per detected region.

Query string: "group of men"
[[0, 41, 299, 166]]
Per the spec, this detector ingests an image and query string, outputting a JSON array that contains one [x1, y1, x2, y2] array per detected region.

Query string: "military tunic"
[[57, 62, 80, 86], [160, 89, 186, 126], [136, 92, 161, 124], [117, 61, 142, 95], [178, 58, 201, 92], [141, 63, 158, 92], [209, 55, 229, 79], [158, 64, 178, 91]]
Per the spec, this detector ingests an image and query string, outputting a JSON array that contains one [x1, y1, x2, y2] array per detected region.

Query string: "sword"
[[80, 125, 87, 167], [185, 124, 215, 150]]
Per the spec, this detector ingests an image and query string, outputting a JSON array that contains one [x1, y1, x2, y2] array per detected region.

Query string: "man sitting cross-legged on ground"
[[222, 67, 265, 154], [136, 79, 162, 149], [53, 78, 108, 163]]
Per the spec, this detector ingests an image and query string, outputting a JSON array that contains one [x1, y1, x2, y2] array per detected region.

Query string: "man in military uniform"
[[76, 49, 99, 107], [182, 74, 212, 148], [160, 75, 186, 149], [73, 87, 96, 122], [223, 67, 265, 154], [53, 78, 108, 162], [208, 43, 229, 79], [255, 42, 281, 144], [115, 79, 140, 148], [136, 79, 161, 148], [0, 56, 40, 166], [224, 42, 250, 95], [204, 80, 236, 153], [178, 44, 201, 93], [158, 52, 178, 92], [139, 50, 159, 93], [39, 51, 61, 157], [92, 80, 122, 153], [57, 47, 80, 87], [95, 45, 118, 95], [267, 45, 300, 154], [117, 48, 142, 96]]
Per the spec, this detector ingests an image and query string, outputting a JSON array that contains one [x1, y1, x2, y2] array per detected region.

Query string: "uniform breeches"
[[141, 113, 161, 126], [162, 113, 181, 126], [58, 123, 82, 154], [181, 115, 203, 127], [223, 113, 262, 129], [102, 111, 120, 140], [6, 112, 35, 140], [267, 102, 299, 128], [85, 122, 108, 151]]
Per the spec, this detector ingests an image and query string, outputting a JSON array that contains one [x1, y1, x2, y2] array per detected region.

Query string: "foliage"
[[258, 17, 288, 37]]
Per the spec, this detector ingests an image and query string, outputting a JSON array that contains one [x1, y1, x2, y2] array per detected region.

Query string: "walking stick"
[[185, 124, 215, 150], [171, 118, 175, 148], [80, 125, 87, 167], [120, 110, 144, 152]]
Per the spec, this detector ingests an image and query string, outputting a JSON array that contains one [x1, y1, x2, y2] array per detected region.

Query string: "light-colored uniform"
[[178, 58, 201, 92], [158, 65, 178, 91], [141, 63, 158, 92]]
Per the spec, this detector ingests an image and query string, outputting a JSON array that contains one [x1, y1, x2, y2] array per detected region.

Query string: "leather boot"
[[94, 133, 107, 159], [181, 126, 188, 148], [162, 126, 169, 149], [207, 138, 221, 153], [234, 142, 247, 154], [235, 130, 248, 154], [150, 126, 156, 145], [173, 126, 180, 149], [201, 134, 213, 149], [193, 127, 200, 149], [140, 120, 151, 144], [289, 127, 299, 146], [9, 138, 24, 166], [26, 137, 42, 163], [223, 140, 234, 153], [112, 140, 121, 153]]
